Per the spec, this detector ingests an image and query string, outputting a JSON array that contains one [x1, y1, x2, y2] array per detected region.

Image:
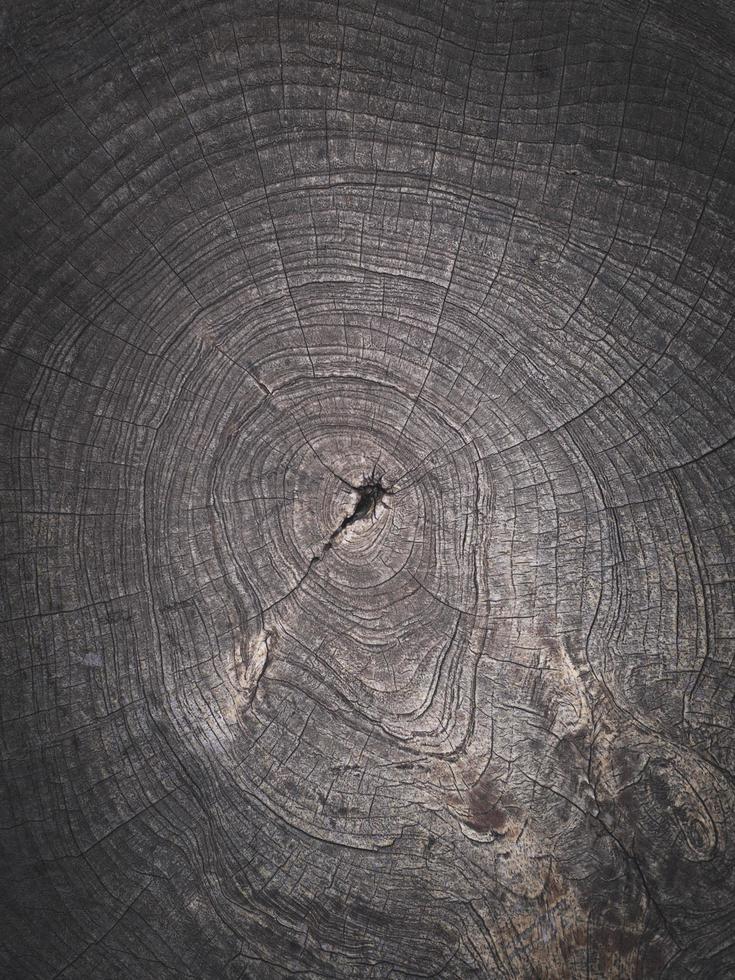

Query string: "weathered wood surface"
[[1, 1, 735, 977]]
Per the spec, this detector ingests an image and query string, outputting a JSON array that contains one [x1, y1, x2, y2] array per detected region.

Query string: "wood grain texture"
[[1, 0, 735, 977]]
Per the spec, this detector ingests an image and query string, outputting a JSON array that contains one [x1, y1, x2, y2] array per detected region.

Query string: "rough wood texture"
[[2, 1, 735, 977]]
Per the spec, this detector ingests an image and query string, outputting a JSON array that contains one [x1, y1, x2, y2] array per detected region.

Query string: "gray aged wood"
[[1, 0, 735, 977]]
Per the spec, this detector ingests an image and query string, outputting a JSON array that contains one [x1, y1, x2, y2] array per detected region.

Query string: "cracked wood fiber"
[[1, 0, 735, 977]]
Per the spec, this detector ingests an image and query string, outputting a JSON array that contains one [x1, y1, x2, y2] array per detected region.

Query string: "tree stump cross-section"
[[1, 0, 735, 977]]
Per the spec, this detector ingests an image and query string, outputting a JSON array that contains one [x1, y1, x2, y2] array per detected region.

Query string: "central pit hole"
[[343, 478, 385, 528], [312, 473, 391, 566]]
